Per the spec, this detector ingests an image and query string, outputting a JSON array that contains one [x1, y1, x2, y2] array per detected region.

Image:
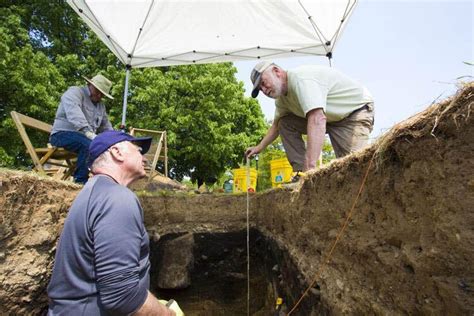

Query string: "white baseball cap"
[[250, 61, 274, 98]]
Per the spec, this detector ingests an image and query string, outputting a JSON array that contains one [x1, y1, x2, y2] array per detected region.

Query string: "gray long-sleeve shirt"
[[51, 86, 113, 135], [47, 175, 150, 315]]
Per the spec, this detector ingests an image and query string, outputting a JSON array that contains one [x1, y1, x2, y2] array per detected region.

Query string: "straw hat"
[[83, 74, 114, 99]]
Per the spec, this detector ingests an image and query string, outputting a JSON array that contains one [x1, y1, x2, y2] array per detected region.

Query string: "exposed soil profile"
[[0, 83, 473, 315], [149, 230, 324, 315]]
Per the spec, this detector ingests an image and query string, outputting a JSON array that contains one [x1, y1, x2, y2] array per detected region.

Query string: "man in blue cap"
[[47, 130, 181, 316]]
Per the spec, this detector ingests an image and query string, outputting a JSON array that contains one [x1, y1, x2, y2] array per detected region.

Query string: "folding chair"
[[130, 128, 168, 181], [10, 111, 77, 180]]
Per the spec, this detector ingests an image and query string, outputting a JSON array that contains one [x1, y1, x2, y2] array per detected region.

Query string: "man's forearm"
[[305, 109, 326, 170], [257, 122, 279, 150]]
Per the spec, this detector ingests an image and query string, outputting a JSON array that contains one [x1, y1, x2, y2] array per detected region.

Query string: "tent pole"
[[120, 64, 132, 131]]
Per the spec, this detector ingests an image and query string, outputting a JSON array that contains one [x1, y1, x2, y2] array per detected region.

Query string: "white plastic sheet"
[[67, 0, 357, 67]]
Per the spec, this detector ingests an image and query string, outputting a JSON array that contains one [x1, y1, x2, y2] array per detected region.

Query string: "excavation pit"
[[149, 230, 324, 315]]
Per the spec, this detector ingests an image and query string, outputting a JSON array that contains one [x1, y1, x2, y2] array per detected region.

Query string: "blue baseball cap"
[[88, 130, 152, 167]]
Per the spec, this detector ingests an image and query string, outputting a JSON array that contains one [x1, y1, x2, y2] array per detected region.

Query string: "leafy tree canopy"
[[125, 64, 266, 184]]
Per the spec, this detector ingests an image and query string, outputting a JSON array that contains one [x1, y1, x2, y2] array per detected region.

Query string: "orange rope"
[[287, 150, 377, 315]]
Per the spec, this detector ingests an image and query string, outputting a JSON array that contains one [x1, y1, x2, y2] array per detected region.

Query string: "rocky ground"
[[0, 84, 473, 315]]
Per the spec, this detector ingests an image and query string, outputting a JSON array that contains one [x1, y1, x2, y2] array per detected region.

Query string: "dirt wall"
[[145, 84, 474, 314], [252, 86, 474, 314], [0, 84, 472, 314], [0, 172, 80, 314]]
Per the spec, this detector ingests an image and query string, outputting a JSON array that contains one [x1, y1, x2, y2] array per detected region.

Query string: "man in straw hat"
[[50, 74, 115, 184], [47, 130, 183, 316], [245, 62, 374, 180]]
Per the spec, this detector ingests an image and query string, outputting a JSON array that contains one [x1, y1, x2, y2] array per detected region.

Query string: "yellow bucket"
[[270, 158, 293, 187], [233, 168, 257, 193]]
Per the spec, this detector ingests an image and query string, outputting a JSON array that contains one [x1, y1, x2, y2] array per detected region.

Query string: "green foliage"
[[12, 1, 96, 60], [0, 147, 14, 167], [126, 64, 266, 184], [0, 3, 267, 182], [0, 7, 67, 167], [321, 138, 336, 163]]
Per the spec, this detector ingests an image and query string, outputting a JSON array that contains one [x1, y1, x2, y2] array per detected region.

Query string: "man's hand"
[[161, 299, 184, 316], [85, 131, 97, 140], [245, 146, 261, 159], [245, 121, 279, 160], [134, 291, 177, 316], [304, 160, 314, 171]]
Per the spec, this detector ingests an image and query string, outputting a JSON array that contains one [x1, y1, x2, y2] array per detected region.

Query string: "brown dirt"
[[0, 83, 473, 315], [0, 172, 80, 314], [130, 173, 188, 192]]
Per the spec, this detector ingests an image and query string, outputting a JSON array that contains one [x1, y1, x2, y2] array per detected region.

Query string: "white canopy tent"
[[67, 0, 358, 126]]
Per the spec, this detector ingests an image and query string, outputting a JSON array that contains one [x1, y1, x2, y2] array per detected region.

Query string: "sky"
[[234, 0, 473, 140]]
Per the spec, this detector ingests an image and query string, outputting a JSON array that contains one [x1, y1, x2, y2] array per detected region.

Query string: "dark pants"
[[50, 131, 91, 184]]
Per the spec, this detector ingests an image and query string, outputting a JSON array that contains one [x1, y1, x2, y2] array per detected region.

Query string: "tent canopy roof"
[[67, 0, 357, 68]]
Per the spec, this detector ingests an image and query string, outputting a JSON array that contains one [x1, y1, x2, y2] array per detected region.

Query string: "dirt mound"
[[130, 173, 188, 192], [0, 83, 472, 314]]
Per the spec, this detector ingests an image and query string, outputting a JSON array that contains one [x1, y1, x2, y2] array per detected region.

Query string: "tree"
[[0, 3, 267, 185], [0, 7, 67, 167], [125, 64, 267, 185]]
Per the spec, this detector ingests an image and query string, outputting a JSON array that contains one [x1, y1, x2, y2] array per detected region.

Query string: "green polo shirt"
[[274, 65, 373, 123]]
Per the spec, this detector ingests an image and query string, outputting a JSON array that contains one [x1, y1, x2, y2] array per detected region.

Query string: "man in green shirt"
[[245, 61, 374, 174]]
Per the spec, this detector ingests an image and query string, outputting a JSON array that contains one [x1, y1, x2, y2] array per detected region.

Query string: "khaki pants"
[[278, 103, 374, 171]]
